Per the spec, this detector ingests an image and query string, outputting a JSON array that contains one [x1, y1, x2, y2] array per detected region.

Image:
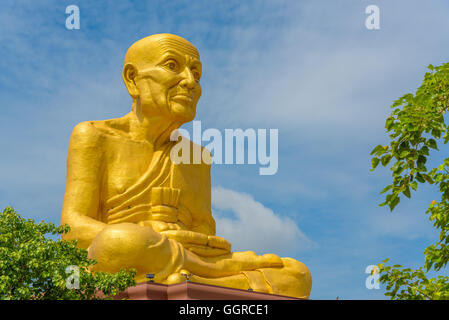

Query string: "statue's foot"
[[256, 257, 312, 299], [165, 270, 256, 292], [182, 249, 283, 278], [174, 256, 312, 299]]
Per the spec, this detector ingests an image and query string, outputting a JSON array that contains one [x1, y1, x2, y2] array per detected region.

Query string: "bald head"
[[124, 33, 200, 69], [122, 33, 202, 124]]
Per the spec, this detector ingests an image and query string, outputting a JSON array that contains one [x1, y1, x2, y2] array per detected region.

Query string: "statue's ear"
[[122, 63, 139, 98]]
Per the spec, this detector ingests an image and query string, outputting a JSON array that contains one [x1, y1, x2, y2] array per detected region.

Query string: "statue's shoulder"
[[72, 121, 98, 136], [68, 121, 104, 154], [71, 117, 129, 141]]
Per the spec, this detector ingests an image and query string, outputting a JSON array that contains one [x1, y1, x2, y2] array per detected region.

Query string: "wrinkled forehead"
[[125, 35, 200, 68], [156, 37, 200, 59]]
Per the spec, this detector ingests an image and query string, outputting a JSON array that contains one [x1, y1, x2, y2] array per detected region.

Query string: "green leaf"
[[420, 146, 429, 156], [388, 196, 400, 211], [371, 157, 380, 171], [402, 186, 411, 198], [426, 139, 438, 150], [380, 185, 393, 194], [385, 117, 395, 131], [371, 144, 387, 156], [381, 154, 393, 166], [399, 150, 410, 158], [422, 174, 434, 184], [416, 173, 425, 183], [370, 144, 385, 156]]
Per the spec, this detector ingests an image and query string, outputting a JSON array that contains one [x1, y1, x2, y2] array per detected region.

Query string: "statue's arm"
[[61, 122, 106, 248], [186, 168, 232, 254], [190, 150, 216, 236]]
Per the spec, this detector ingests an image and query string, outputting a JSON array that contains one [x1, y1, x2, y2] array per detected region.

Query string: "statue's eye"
[[164, 60, 179, 72], [192, 69, 201, 81]]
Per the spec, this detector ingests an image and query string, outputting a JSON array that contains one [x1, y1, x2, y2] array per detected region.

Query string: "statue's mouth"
[[172, 93, 193, 103]]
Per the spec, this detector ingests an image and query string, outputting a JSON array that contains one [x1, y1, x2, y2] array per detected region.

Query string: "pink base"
[[114, 281, 302, 300]]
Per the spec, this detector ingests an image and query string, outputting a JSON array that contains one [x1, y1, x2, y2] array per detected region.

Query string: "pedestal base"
[[114, 281, 302, 300]]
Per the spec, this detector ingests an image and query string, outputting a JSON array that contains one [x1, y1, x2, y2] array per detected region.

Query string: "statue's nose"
[[179, 68, 196, 89]]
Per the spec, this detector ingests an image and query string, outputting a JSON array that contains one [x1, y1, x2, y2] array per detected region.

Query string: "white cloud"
[[211, 186, 315, 256]]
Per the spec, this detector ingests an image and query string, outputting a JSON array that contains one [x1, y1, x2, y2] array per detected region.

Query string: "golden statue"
[[61, 33, 312, 299]]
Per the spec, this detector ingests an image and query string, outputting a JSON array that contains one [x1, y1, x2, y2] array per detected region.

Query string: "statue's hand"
[[186, 235, 232, 257], [206, 235, 231, 252], [138, 220, 186, 232], [160, 230, 231, 257]]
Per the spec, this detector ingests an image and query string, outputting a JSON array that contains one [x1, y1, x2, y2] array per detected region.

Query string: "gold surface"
[[61, 33, 312, 299]]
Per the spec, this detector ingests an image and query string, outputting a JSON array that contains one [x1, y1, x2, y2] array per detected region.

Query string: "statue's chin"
[[169, 101, 196, 123]]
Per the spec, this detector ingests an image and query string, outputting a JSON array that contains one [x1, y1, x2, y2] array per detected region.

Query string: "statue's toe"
[[166, 273, 186, 284]]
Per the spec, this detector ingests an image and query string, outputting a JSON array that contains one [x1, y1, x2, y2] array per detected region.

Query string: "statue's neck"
[[127, 100, 181, 148]]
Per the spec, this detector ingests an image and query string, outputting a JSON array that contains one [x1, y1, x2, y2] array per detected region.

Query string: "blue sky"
[[1, 0, 449, 299]]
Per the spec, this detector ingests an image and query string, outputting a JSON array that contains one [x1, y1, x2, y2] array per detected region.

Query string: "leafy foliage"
[[0, 207, 136, 300], [376, 259, 449, 300], [371, 62, 449, 299]]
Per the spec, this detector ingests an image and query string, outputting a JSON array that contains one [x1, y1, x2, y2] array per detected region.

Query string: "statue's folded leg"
[[167, 255, 312, 299], [88, 224, 282, 280], [88, 224, 283, 280], [87, 224, 312, 299], [87, 223, 185, 283]]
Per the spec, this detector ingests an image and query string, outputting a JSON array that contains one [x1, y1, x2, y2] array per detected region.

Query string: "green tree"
[[0, 206, 136, 299], [371, 62, 449, 299]]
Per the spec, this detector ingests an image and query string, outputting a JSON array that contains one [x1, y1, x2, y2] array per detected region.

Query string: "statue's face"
[[133, 39, 202, 124]]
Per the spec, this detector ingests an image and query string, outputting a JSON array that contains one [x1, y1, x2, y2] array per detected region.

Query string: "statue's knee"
[[282, 258, 311, 279], [281, 258, 312, 293], [88, 223, 162, 272]]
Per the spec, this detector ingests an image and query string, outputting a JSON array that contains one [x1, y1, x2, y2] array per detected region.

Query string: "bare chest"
[[101, 136, 154, 197]]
